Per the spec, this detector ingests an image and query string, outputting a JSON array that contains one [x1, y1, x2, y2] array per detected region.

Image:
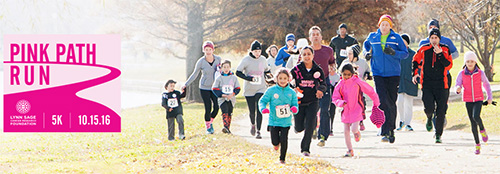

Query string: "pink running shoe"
[[475, 144, 481, 155], [354, 131, 361, 142], [480, 130, 488, 143], [344, 150, 354, 157]]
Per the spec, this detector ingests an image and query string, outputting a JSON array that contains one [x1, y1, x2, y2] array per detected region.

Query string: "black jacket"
[[291, 61, 327, 105], [162, 90, 186, 118], [329, 34, 358, 65]]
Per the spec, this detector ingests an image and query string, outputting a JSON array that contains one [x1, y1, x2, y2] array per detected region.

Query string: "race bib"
[[168, 98, 179, 108], [340, 49, 348, 57], [222, 85, 234, 94], [275, 104, 291, 118], [250, 76, 262, 85]]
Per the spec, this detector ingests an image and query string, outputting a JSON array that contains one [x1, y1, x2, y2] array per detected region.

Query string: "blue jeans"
[[318, 77, 331, 140]]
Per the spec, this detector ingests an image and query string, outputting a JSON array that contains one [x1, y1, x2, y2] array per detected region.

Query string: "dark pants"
[[167, 114, 184, 140], [374, 76, 400, 136], [220, 101, 233, 130], [245, 93, 264, 131], [318, 77, 332, 140], [466, 101, 485, 144], [329, 103, 336, 132], [270, 126, 290, 161], [295, 101, 319, 153], [200, 89, 219, 121], [422, 88, 448, 136]]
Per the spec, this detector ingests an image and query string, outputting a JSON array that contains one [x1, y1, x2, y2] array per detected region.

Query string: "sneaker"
[[405, 125, 414, 131], [256, 131, 262, 139], [206, 128, 214, 134], [388, 131, 395, 144], [222, 128, 231, 134], [359, 121, 365, 131], [475, 144, 481, 155], [381, 135, 389, 142], [435, 135, 442, 143], [302, 151, 310, 156], [317, 139, 325, 147], [426, 118, 433, 132], [179, 135, 186, 140], [354, 131, 361, 142], [274, 145, 279, 151], [330, 130, 334, 136], [480, 130, 488, 143], [344, 150, 354, 157], [250, 124, 256, 136], [396, 121, 404, 131], [280, 160, 285, 164]]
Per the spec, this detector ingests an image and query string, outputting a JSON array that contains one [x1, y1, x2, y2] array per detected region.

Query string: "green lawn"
[[0, 96, 338, 173], [414, 91, 500, 135]]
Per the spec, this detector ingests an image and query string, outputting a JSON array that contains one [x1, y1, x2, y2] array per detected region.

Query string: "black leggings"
[[245, 93, 263, 131], [422, 88, 448, 136], [200, 89, 219, 121], [294, 101, 319, 153], [466, 101, 485, 144], [270, 126, 290, 161]]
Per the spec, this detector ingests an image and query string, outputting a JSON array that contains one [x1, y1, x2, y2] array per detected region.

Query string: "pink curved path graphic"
[[4, 62, 121, 132]]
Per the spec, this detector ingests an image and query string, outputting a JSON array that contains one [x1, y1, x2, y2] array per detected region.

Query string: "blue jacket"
[[258, 84, 298, 127], [419, 36, 458, 59], [363, 29, 409, 77], [275, 45, 296, 67]]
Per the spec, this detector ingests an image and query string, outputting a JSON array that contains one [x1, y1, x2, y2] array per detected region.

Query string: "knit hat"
[[202, 41, 214, 50], [339, 23, 347, 30], [250, 40, 262, 51], [348, 44, 361, 58], [370, 106, 385, 128], [428, 19, 440, 29], [429, 28, 441, 39], [401, 33, 411, 44], [464, 51, 478, 64], [296, 38, 309, 50], [378, 15, 393, 28], [286, 33, 296, 42]]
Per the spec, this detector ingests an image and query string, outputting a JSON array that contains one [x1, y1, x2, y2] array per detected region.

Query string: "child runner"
[[455, 51, 492, 154], [266, 45, 280, 75], [275, 33, 297, 67], [339, 44, 371, 131], [396, 34, 418, 131], [332, 64, 380, 157], [212, 60, 241, 134], [236, 40, 271, 139], [162, 80, 186, 141], [291, 45, 327, 156], [259, 68, 299, 164]]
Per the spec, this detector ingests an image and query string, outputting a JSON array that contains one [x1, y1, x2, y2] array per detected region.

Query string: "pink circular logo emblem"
[[16, 100, 31, 114], [313, 71, 321, 79]]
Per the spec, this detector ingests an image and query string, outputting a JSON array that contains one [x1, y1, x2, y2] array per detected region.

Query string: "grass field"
[[413, 90, 500, 135], [0, 96, 339, 173]]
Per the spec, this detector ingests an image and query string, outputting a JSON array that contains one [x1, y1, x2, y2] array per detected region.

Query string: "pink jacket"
[[455, 68, 492, 102], [332, 75, 380, 124]]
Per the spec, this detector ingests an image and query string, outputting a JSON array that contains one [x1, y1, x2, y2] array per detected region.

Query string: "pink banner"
[[3, 35, 121, 132]]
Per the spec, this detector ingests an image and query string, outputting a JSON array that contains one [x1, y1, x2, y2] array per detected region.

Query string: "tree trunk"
[[481, 52, 494, 82], [185, 1, 204, 103]]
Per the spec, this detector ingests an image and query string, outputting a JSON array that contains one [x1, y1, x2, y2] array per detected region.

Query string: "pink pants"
[[344, 122, 360, 151]]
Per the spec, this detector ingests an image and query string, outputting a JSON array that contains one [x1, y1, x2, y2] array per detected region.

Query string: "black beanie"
[[251, 40, 262, 51], [401, 34, 411, 44], [339, 23, 347, 30], [349, 44, 361, 58], [429, 28, 441, 39], [428, 19, 440, 29]]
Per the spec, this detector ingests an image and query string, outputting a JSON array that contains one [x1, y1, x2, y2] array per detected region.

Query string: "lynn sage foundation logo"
[[3, 35, 121, 132]]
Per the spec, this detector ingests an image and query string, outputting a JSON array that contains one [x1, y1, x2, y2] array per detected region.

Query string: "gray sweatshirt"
[[185, 55, 221, 90], [212, 73, 241, 106], [236, 54, 270, 96]]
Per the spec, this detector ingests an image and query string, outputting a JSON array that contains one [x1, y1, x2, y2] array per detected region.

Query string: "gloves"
[[262, 108, 270, 114], [290, 106, 298, 114], [483, 101, 497, 106], [365, 53, 372, 61], [384, 46, 396, 56]]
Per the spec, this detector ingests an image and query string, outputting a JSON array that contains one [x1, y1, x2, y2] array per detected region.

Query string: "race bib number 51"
[[275, 104, 291, 118]]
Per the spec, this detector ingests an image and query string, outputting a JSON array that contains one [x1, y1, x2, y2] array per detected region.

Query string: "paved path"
[[233, 85, 500, 173]]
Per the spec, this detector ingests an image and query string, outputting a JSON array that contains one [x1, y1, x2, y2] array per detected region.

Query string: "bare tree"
[[435, 0, 500, 81]]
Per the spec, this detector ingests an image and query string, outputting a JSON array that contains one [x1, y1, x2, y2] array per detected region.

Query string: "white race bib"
[[275, 104, 291, 118], [340, 49, 348, 57], [168, 98, 179, 108], [250, 76, 262, 85], [222, 85, 234, 94]]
